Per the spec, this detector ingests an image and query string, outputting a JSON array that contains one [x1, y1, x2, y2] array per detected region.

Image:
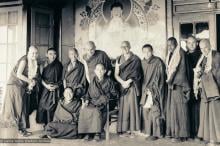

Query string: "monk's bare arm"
[[82, 59, 90, 83], [16, 60, 32, 84], [114, 61, 125, 85]]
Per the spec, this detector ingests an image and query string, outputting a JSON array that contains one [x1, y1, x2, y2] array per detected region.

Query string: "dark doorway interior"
[[216, 14, 220, 52]]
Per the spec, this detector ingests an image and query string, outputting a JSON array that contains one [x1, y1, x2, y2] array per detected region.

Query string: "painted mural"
[[75, 0, 166, 59]]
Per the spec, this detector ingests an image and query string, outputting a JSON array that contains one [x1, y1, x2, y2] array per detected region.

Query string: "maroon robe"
[[45, 99, 81, 139], [78, 76, 119, 134], [36, 59, 63, 124], [62, 60, 88, 98], [117, 52, 143, 133], [140, 55, 166, 137], [83, 50, 112, 81], [166, 48, 191, 138], [197, 51, 220, 143], [186, 48, 202, 138]]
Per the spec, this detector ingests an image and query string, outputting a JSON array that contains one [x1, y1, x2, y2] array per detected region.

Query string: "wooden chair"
[[105, 98, 119, 141]]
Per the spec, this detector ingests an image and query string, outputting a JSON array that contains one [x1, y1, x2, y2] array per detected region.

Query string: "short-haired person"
[[115, 41, 143, 138], [194, 39, 220, 145], [185, 36, 202, 140], [36, 48, 63, 126], [78, 63, 119, 141], [63, 48, 88, 99], [165, 37, 191, 142], [83, 41, 112, 83], [40, 87, 81, 139], [140, 44, 166, 141]]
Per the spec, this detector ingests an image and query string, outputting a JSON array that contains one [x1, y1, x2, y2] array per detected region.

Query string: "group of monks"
[[1, 36, 220, 145]]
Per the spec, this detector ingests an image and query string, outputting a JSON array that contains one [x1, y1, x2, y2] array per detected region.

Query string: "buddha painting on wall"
[[76, 0, 162, 59]]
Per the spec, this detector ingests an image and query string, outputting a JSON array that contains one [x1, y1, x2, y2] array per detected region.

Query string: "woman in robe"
[[1, 46, 40, 136]]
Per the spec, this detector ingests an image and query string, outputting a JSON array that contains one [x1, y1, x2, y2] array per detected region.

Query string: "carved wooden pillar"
[[166, 0, 173, 38]]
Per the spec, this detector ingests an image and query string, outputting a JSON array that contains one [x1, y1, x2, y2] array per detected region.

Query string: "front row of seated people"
[[40, 63, 118, 141]]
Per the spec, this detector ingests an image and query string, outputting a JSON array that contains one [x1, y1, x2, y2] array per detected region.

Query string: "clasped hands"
[[121, 79, 133, 89], [28, 79, 36, 91], [45, 83, 59, 91], [81, 98, 89, 109]]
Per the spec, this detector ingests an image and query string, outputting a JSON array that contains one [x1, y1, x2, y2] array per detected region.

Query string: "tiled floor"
[[0, 111, 217, 146]]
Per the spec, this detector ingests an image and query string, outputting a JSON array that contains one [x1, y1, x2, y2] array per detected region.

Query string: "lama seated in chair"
[[78, 64, 119, 141]]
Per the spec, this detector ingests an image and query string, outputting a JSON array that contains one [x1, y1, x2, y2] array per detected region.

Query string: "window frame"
[[0, 6, 23, 103], [179, 21, 210, 42]]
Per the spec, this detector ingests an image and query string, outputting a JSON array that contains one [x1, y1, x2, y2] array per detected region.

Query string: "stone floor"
[[0, 111, 218, 146]]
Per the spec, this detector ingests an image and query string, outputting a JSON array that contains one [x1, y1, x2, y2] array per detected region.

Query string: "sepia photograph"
[[0, 0, 219, 146]]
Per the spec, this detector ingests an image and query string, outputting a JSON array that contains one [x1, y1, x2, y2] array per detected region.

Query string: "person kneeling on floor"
[[40, 87, 81, 139]]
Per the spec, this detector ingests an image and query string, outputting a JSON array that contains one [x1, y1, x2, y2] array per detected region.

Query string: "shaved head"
[[85, 41, 96, 57], [199, 39, 211, 56], [28, 45, 38, 60], [200, 39, 211, 48], [28, 45, 38, 52], [86, 41, 96, 50]]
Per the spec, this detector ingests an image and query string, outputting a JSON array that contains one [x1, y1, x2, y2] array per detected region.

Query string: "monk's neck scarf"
[[195, 50, 212, 74], [27, 57, 38, 79], [193, 50, 212, 98], [165, 47, 181, 82]]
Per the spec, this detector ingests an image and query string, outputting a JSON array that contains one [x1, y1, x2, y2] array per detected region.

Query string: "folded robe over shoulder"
[[63, 60, 88, 98], [117, 53, 143, 96]]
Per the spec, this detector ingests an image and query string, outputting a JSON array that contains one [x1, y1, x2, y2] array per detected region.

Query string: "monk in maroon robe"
[[165, 37, 191, 143], [36, 48, 63, 125], [83, 41, 112, 83], [40, 87, 81, 139], [115, 41, 143, 138], [140, 44, 166, 141], [78, 63, 119, 141], [185, 36, 202, 140], [194, 39, 220, 145], [63, 48, 88, 99]]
